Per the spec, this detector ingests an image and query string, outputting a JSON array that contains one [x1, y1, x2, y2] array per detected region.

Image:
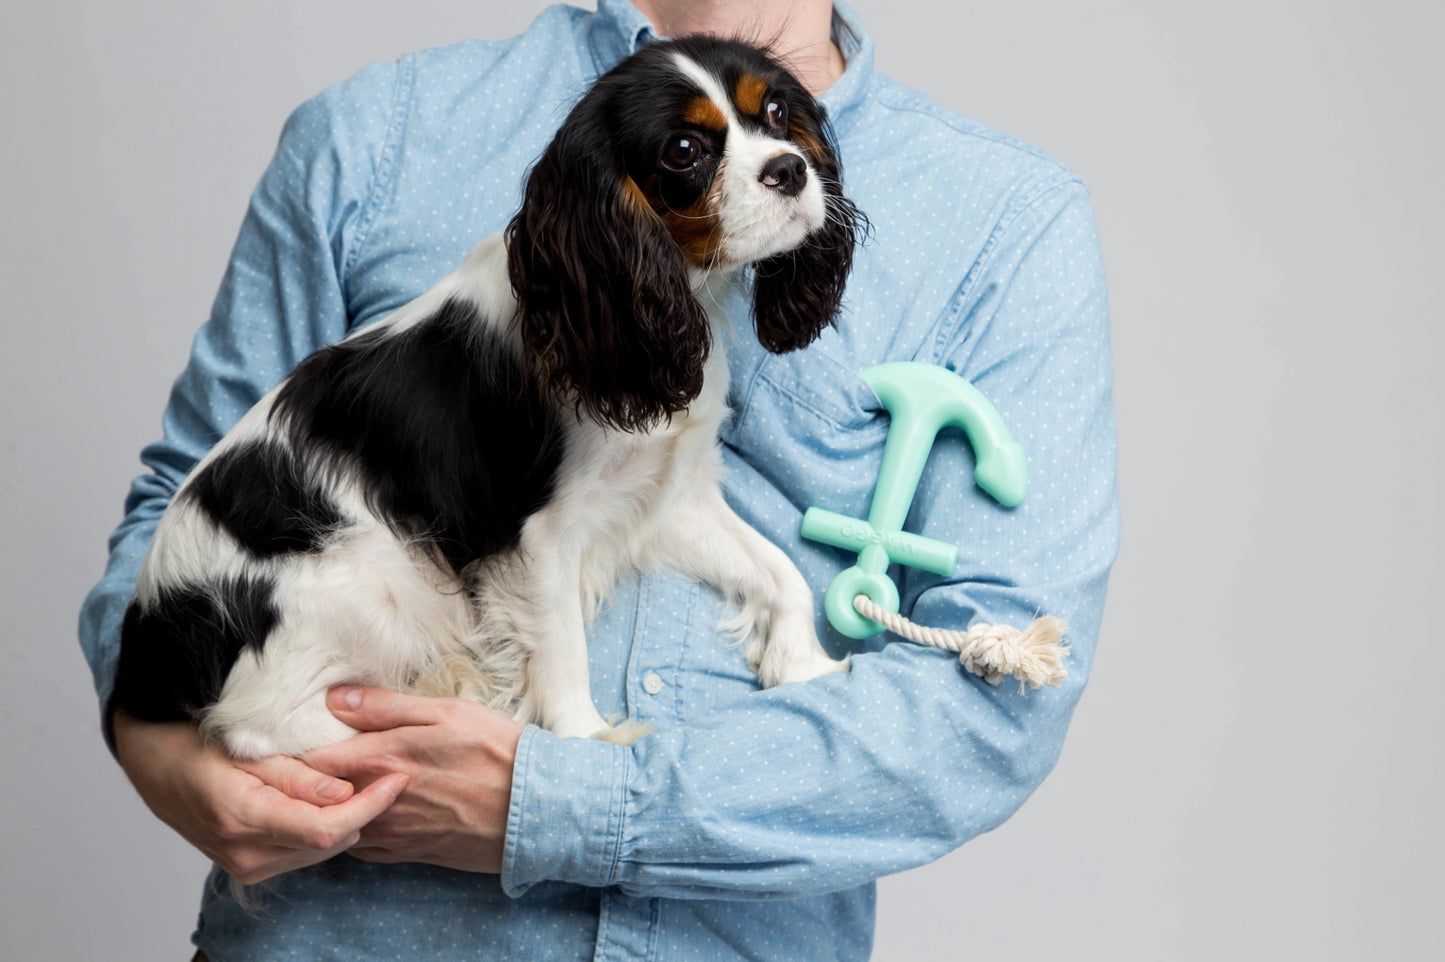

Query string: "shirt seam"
[[602, 739, 631, 887], [926, 176, 1086, 363], [730, 345, 769, 429], [645, 897, 662, 960], [502, 723, 536, 895], [865, 88, 1074, 174], [751, 368, 869, 428], [624, 579, 651, 724], [342, 52, 416, 293], [667, 582, 698, 722]]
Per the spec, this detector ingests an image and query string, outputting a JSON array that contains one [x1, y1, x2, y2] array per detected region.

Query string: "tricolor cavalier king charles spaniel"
[[107, 37, 864, 758]]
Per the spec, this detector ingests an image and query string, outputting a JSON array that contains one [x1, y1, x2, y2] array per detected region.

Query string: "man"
[[81, 1, 1119, 958]]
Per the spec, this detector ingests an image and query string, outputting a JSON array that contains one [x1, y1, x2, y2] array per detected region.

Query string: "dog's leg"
[[523, 593, 650, 744], [651, 488, 848, 688], [523, 598, 611, 739], [510, 523, 646, 743]]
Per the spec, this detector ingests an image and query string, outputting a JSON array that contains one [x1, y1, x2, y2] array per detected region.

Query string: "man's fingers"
[[314, 773, 410, 847], [237, 752, 354, 806], [301, 731, 397, 782], [237, 772, 409, 852], [326, 686, 449, 731]]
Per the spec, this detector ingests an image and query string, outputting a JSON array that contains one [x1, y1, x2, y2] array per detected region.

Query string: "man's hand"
[[112, 711, 409, 885], [302, 687, 525, 874]]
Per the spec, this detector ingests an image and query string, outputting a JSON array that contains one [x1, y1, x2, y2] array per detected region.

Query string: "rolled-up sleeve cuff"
[[501, 724, 631, 896]]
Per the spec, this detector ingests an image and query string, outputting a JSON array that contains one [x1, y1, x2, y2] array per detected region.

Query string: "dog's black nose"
[[759, 153, 807, 197]]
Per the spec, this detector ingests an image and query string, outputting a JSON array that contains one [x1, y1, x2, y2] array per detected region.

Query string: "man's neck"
[[630, 0, 844, 95]]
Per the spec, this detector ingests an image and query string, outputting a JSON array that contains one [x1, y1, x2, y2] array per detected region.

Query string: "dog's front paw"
[[757, 648, 850, 689], [746, 599, 849, 688], [590, 719, 654, 746], [548, 706, 653, 745]]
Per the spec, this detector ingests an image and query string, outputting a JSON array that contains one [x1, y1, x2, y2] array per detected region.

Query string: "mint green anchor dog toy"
[[801, 362, 1068, 689]]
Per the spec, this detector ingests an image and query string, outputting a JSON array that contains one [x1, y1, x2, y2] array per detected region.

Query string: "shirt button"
[[642, 672, 664, 695]]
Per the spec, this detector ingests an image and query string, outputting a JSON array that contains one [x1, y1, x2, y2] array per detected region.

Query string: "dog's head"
[[507, 36, 865, 430]]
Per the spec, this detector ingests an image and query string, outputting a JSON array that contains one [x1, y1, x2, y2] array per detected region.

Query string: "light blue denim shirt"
[[79, 2, 1119, 958]]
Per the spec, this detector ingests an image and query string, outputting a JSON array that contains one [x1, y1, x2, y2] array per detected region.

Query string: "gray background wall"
[[3, 1, 1440, 958]]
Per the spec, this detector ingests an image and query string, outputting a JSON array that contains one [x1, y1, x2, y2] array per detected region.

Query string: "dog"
[[106, 36, 864, 759]]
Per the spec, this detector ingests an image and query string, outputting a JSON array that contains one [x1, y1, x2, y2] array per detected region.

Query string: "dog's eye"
[[764, 98, 788, 131], [662, 136, 701, 171]]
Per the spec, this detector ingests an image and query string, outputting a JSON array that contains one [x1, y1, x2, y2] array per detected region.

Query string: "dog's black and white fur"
[[107, 37, 864, 758]]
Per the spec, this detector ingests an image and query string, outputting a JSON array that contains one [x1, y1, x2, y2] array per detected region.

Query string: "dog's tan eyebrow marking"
[[683, 95, 727, 132], [734, 73, 769, 117], [672, 53, 741, 129]]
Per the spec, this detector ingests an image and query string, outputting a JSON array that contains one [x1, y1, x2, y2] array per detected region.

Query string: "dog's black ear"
[[752, 111, 867, 353], [507, 118, 710, 431]]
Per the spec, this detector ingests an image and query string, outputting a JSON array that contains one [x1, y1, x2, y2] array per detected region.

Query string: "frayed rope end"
[[959, 616, 1069, 692], [851, 595, 1069, 691]]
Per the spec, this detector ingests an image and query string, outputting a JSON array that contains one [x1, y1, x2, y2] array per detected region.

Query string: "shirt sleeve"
[[502, 179, 1120, 899], [77, 61, 402, 716]]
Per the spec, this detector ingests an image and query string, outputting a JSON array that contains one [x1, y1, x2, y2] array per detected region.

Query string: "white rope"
[[852, 595, 1069, 691]]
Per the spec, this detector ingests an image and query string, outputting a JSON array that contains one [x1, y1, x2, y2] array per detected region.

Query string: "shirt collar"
[[588, 0, 659, 70], [820, 1, 873, 126], [587, 0, 873, 123]]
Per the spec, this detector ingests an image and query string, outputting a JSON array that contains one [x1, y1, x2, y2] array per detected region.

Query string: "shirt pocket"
[[722, 348, 889, 529]]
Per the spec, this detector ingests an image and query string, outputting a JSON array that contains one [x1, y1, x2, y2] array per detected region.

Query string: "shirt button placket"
[[625, 578, 694, 728]]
